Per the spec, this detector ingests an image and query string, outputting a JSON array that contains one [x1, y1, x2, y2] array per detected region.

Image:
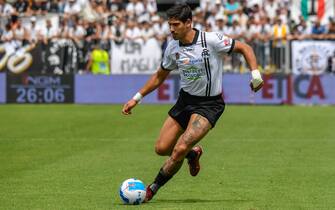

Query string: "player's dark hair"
[[166, 3, 192, 23]]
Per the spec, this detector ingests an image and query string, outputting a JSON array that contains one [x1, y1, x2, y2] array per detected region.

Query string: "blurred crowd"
[[0, 0, 335, 73], [1, 0, 335, 46]]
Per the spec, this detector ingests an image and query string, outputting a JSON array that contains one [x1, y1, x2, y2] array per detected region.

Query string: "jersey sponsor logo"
[[182, 47, 194, 52], [182, 66, 205, 81], [177, 58, 203, 65], [201, 49, 210, 58]]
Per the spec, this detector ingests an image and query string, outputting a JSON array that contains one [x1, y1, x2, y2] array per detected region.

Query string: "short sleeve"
[[161, 42, 177, 71], [212, 32, 235, 54]]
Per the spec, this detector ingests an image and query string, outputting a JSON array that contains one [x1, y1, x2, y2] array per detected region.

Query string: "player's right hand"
[[122, 99, 138, 115]]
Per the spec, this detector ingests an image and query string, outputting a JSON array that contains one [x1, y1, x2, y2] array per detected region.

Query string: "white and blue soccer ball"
[[119, 178, 146, 205]]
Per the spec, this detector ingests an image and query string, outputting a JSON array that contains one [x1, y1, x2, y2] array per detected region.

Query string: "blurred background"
[[0, 0, 334, 105]]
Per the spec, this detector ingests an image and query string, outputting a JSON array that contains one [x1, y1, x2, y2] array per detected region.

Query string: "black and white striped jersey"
[[161, 28, 235, 96]]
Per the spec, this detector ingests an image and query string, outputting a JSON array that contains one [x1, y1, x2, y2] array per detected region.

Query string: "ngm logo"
[[22, 75, 61, 86]]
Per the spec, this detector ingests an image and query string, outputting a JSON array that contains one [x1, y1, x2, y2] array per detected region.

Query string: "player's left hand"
[[250, 69, 264, 92]]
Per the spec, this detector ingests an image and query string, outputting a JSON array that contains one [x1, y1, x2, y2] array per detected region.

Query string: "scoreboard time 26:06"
[[7, 74, 74, 104]]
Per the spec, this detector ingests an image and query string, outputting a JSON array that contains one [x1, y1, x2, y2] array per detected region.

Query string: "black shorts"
[[168, 89, 225, 130]]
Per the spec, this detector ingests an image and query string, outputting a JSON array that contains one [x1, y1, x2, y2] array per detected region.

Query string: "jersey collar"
[[179, 28, 199, 47]]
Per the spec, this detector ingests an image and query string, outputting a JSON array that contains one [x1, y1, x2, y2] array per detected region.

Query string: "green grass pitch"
[[0, 104, 334, 210]]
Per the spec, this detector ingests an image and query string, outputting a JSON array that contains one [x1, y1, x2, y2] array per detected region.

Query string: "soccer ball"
[[119, 178, 146, 205]]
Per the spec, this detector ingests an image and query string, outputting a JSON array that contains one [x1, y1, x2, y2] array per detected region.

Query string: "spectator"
[[240, 0, 252, 16], [272, 17, 289, 45], [213, 0, 224, 16], [278, 6, 289, 24], [84, 20, 97, 43], [80, 0, 99, 22], [140, 20, 154, 43], [59, 17, 71, 39], [152, 15, 169, 42], [57, 0, 66, 13], [289, 18, 310, 40], [13, 0, 29, 14], [200, 0, 219, 12], [49, 0, 60, 13], [125, 19, 142, 42], [1, 23, 13, 43], [213, 14, 229, 34], [193, 7, 205, 30], [28, 0, 49, 16], [24, 16, 39, 44], [311, 19, 326, 39], [259, 16, 274, 41], [40, 19, 60, 44], [151, 15, 168, 54], [91, 0, 106, 17], [230, 19, 243, 39], [143, 0, 156, 16], [255, 16, 272, 70], [107, 0, 126, 13], [109, 16, 126, 45], [69, 17, 86, 71], [0, 0, 15, 17], [77, 0, 88, 11], [232, 7, 248, 29], [97, 20, 110, 49], [206, 7, 218, 29], [263, 0, 278, 20], [126, 0, 144, 18], [271, 17, 289, 71], [246, 0, 263, 8], [250, 4, 264, 23], [326, 17, 335, 39], [64, 0, 81, 18], [224, 0, 241, 25], [204, 22, 213, 32], [12, 18, 26, 47], [69, 17, 86, 45]]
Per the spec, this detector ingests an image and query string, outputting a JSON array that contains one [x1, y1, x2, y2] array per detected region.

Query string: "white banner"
[[111, 39, 162, 74], [291, 40, 335, 75]]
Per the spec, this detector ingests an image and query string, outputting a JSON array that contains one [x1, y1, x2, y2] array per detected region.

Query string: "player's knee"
[[171, 144, 189, 161], [154, 143, 170, 156]]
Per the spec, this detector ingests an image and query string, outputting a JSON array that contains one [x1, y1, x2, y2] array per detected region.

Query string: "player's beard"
[[171, 32, 178, 40]]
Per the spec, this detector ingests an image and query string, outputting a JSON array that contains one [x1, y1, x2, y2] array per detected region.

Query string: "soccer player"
[[122, 3, 263, 202]]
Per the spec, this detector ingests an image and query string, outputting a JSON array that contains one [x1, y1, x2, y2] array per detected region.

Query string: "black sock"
[[150, 168, 173, 194], [185, 149, 196, 160]]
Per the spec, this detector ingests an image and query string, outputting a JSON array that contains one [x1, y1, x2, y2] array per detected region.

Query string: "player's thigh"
[[155, 116, 184, 154], [178, 113, 212, 148]]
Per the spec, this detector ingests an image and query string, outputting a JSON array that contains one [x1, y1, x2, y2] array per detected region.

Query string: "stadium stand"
[[0, 0, 334, 74]]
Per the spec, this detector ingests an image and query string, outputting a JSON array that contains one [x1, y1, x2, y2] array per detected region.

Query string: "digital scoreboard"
[[7, 74, 74, 103]]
